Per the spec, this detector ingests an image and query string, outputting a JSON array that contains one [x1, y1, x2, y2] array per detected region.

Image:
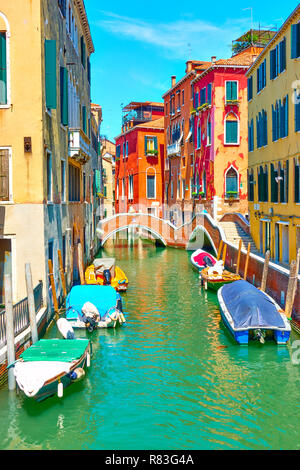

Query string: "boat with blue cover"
[[217, 280, 291, 345], [66, 285, 126, 331], [12, 338, 91, 402]]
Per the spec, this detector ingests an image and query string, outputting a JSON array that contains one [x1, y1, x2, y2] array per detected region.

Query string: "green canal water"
[[0, 240, 300, 450]]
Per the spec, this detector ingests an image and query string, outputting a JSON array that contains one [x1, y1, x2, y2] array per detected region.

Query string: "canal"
[[0, 240, 300, 450]]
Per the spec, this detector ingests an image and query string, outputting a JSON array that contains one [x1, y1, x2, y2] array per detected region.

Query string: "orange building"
[[115, 102, 165, 216]]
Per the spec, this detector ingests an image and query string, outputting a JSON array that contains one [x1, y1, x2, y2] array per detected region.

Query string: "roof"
[[214, 53, 257, 67], [74, 0, 95, 54], [162, 61, 212, 98], [246, 4, 300, 76], [114, 117, 164, 140]]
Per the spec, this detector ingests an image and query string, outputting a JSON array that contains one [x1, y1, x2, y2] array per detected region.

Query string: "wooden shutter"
[[0, 149, 9, 201], [295, 160, 300, 203], [60, 67, 68, 126], [45, 40, 57, 109], [154, 136, 158, 151], [0, 32, 7, 105], [291, 24, 297, 59], [144, 136, 148, 154], [226, 120, 238, 144]]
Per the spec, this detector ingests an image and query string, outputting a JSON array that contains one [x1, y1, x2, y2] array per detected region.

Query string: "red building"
[[115, 102, 165, 217]]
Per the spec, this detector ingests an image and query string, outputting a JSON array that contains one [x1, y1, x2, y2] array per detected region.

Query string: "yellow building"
[[101, 138, 116, 218], [246, 4, 300, 265], [0, 0, 96, 304]]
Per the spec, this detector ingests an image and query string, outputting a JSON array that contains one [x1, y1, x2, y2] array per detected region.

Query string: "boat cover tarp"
[[192, 250, 216, 267], [66, 285, 117, 321], [93, 258, 116, 277], [221, 280, 286, 329], [20, 339, 89, 363], [14, 361, 72, 397]]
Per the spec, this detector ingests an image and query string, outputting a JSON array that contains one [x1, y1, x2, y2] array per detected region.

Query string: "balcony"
[[167, 142, 180, 157], [68, 128, 91, 164]]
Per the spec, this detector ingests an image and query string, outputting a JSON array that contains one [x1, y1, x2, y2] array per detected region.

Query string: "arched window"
[[197, 122, 201, 149], [225, 166, 239, 199], [225, 112, 239, 144], [0, 12, 10, 106]]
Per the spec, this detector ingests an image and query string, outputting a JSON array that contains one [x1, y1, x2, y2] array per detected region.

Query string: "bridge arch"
[[187, 225, 218, 255], [100, 224, 167, 247]]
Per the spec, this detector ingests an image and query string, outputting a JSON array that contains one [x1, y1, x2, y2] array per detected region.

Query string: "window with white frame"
[[225, 81, 238, 102], [122, 178, 125, 200], [0, 14, 9, 106], [225, 166, 239, 199], [147, 172, 155, 199], [128, 174, 134, 200], [225, 113, 239, 144]]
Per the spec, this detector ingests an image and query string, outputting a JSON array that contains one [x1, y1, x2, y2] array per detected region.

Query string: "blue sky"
[[85, 0, 298, 141]]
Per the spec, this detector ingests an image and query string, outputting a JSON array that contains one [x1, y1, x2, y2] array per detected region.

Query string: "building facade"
[[115, 102, 165, 217], [101, 138, 116, 218], [246, 5, 300, 265], [0, 0, 98, 306]]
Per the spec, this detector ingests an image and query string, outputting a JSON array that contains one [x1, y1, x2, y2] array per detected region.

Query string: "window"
[[61, 160, 66, 202], [202, 170, 207, 197], [248, 119, 254, 151], [225, 167, 238, 199], [62, 234, 66, 270], [295, 88, 300, 132], [165, 102, 168, 116], [270, 38, 286, 79], [58, 0, 67, 17], [248, 169, 254, 202], [145, 136, 158, 155], [197, 123, 201, 149], [207, 83, 212, 104], [80, 36, 86, 68], [207, 119, 211, 145], [48, 240, 54, 264], [256, 60, 266, 93], [116, 180, 119, 200], [270, 163, 279, 203], [68, 163, 80, 202], [116, 145, 121, 160], [225, 114, 239, 144], [126, 141, 128, 158], [147, 174, 155, 199], [256, 110, 268, 148], [279, 161, 289, 203], [291, 22, 300, 59], [194, 91, 199, 109], [83, 172, 86, 201], [82, 105, 87, 134], [46, 151, 52, 202], [272, 96, 288, 141], [226, 81, 238, 101], [0, 31, 7, 105], [295, 158, 300, 203], [60, 67, 68, 126], [258, 165, 268, 202], [200, 87, 206, 105], [128, 175, 134, 200], [45, 40, 57, 110], [247, 76, 253, 101], [182, 179, 185, 199], [122, 178, 125, 200], [182, 90, 184, 106], [170, 180, 174, 199]]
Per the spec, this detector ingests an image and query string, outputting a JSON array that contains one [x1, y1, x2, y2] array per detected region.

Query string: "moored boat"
[[85, 258, 128, 292], [218, 280, 291, 345], [12, 338, 91, 402], [200, 261, 241, 291], [65, 285, 126, 331], [190, 249, 217, 272]]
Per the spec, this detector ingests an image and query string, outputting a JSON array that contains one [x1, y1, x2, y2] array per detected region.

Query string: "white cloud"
[[94, 11, 252, 60]]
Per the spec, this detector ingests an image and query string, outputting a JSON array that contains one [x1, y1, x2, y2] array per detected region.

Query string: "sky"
[[84, 0, 298, 141]]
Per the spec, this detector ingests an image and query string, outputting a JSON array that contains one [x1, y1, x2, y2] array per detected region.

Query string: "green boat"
[[12, 339, 91, 402], [200, 267, 241, 292]]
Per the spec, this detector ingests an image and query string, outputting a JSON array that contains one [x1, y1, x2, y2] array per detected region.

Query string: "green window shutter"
[[82, 105, 86, 134], [226, 120, 238, 143], [45, 40, 57, 109], [81, 36, 86, 68], [144, 136, 148, 154], [295, 162, 300, 203], [154, 136, 158, 151], [0, 32, 7, 105], [291, 24, 297, 59], [60, 67, 68, 126]]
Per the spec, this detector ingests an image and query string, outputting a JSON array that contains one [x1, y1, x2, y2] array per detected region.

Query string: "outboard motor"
[[103, 269, 112, 285], [81, 313, 98, 333]]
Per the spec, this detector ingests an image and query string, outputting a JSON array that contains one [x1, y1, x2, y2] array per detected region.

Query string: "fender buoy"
[[57, 381, 63, 398]]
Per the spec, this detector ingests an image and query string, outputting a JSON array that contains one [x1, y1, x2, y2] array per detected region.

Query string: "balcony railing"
[[0, 282, 44, 348], [122, 110, 153, 125], [69, 128, 91, 164], [167, 142, 180, 157]]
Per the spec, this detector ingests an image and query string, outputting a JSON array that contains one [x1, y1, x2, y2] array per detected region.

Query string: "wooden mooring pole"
[[217, 240, 224, 261], [25, 263, 38, 344], [4, 275, 16, 391], [222, 243, 227, 267], [244, 243, 251, 281], [77, 242, 85, 285], [58, 249, 67, 298], [236, 239, 242, 275], [48, 259, 59, 319], [285, 250, 300, 318], [260, 250, 270, 292]]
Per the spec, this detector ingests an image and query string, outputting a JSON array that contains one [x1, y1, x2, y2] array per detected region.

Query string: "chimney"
[[186, 61, 192, 73], [171, 75, 176, 87], [211, 56, 216, 63]]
